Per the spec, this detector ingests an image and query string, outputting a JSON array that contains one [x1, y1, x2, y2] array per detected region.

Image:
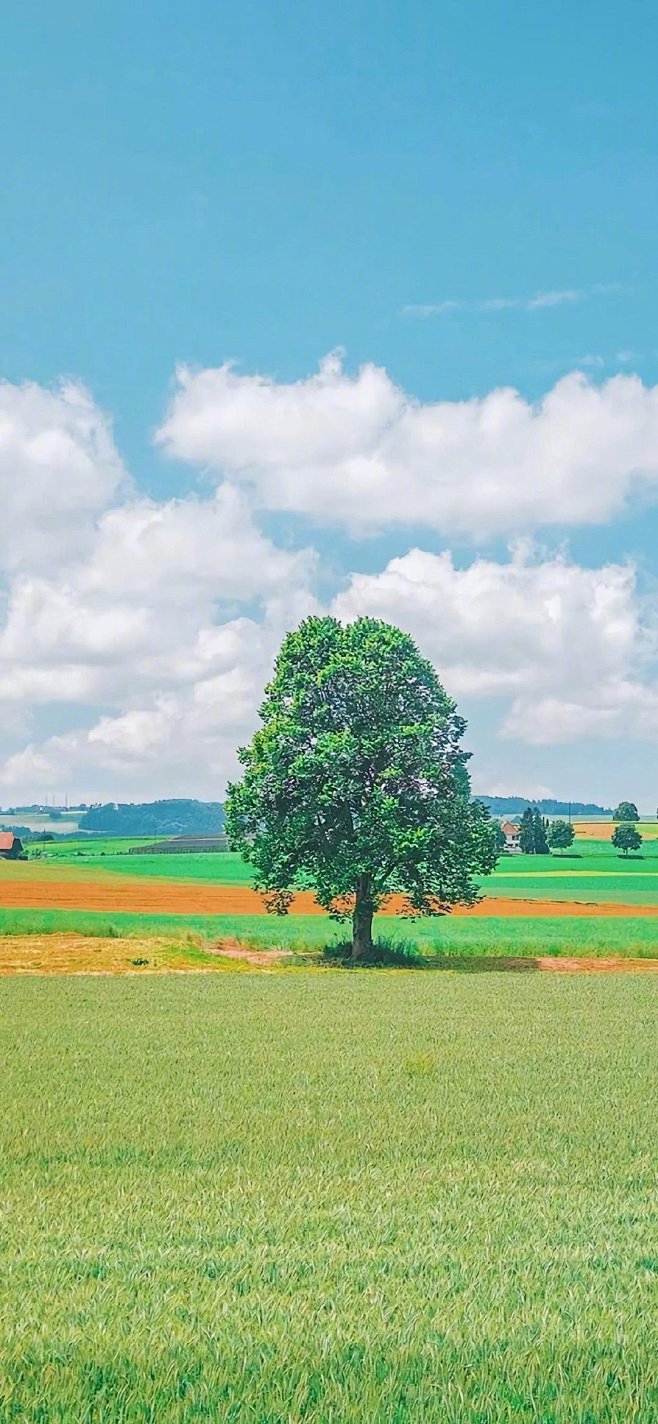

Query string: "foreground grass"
[[1, 975, 658, 1420], [2, 906, 658, 956]]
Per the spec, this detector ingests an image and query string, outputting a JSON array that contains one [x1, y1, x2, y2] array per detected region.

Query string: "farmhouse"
[[500, 821, 522, 854], [0, 832, 25, 860]]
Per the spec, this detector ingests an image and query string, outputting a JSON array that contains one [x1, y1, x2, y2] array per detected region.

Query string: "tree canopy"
[[613, 802, 640, 823], [547, 819, 575, 852], [225, 617, 498, 957], [519, 807, 550, 855], [611, 824, 642, 856]]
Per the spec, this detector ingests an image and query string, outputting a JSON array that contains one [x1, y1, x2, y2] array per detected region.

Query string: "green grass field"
[[1, 907, 658, 957], [1, 973, 657, 1421]]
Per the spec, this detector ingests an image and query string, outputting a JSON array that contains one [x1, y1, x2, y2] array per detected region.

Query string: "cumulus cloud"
[[333, 545, 658, 745], [4, 366, 658, 802], [0, 379, 127, 571], [156, 355, 658, 538]]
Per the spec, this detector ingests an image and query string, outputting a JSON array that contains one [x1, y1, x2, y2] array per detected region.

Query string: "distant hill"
[[78, 799, 225, 836], [474, 797, 611, 817]]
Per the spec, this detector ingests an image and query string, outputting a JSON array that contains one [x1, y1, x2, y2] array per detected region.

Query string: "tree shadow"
[[422, 954, 540, 973]]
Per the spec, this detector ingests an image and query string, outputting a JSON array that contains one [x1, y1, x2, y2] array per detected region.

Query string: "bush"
[[322, 937, 424, 968]]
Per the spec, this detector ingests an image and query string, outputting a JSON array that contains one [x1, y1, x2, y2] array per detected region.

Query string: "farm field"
[[3, 837, 658, 961], [1, 973, 658, 1420]]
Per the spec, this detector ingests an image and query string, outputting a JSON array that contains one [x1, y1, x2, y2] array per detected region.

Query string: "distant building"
[[500, 821, 522, 854], [0, 832, 25, 860]]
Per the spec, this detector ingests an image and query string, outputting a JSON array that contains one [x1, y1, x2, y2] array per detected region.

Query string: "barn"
[[0, 832, 25, 860]]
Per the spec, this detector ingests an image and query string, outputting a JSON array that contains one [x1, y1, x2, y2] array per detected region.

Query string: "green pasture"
[[1, 973, 658, 1421], [30, 836, 176, 859], [1, 906, 658, 957]]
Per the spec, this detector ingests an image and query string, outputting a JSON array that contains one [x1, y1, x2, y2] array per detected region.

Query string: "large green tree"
[[547, 819, 575, 853], [613, 802, 640, 822], [225, 617, 498, 958], [611, 824, 642, 857]]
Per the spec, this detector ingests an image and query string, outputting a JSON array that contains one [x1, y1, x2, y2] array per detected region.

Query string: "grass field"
[[3, 836, 658, 960], [1, 973, 657, 1420], [1, 907, 658, 958]]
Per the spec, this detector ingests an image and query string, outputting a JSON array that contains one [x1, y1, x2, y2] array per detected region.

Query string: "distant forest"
[[475, 797, 611, 816], [79, 799, 225, 836]]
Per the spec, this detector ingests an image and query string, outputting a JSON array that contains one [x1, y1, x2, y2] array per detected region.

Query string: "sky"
[[2, 0, 658, 808]]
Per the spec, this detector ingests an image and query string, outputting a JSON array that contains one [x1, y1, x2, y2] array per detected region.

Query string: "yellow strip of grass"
[[0, 935, 256, 975]]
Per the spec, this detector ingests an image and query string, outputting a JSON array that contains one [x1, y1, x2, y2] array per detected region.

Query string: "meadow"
[[1, 972, 658, 1421], [2, 909, 658, 961]]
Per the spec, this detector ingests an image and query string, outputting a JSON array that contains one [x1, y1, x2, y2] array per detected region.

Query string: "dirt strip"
[[3, 877, 658, 918]]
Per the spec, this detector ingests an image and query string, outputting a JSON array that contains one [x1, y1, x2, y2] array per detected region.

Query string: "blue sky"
[[2, 0, 658, 807]]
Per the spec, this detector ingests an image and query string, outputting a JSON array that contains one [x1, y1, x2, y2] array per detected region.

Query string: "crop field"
[[2, 835, 658, 962], [1, 973, 657, 1421]]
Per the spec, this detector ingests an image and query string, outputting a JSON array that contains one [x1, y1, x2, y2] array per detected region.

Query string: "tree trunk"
[[352, 876, 374, 959]]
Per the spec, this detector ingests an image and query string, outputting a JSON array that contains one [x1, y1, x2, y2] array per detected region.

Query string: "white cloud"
[[0, 379, 127, 571], [401, 285, 619, 318], [5, 365, 658, 803], [333, 545, 658, 745], [157, 356, 658, 538]]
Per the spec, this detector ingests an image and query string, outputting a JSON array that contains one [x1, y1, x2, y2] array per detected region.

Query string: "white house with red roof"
[[500, 821, 522, 854]]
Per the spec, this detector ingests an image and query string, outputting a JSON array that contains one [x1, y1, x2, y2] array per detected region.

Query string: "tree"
[[225, 617, 498, 958], [611, 824, 642, 857], [533, 810, 550, 855], [519, 808, 535, 854], [493, 822, 506, 855], [613, 802, 639, 822], [547, 819, 575, 853], [519, 807, 550, 854]]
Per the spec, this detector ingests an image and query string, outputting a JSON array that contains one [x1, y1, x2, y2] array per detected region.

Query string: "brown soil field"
[[2, 876, 658, 917]]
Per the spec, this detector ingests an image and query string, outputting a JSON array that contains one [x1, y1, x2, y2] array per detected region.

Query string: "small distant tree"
[[613, 802, 639, 822], [493, 822, 506, 855], [612, 824, 642, 857], [533, 810, 550, 855], [547, 819, 575, 853], [519, 807, 535, 854], [225, 617, 499, 958]]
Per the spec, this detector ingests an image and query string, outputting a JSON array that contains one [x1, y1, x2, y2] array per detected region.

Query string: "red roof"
[[501, 822, 520, 836], [0, 832, 16, 851]]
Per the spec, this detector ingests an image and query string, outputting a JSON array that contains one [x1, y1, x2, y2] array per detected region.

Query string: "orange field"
[[574, 820, 658, 838], [2, 874, 658, 917]]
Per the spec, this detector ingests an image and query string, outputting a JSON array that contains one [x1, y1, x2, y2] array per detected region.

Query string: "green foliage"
[[519, 807, 550, 854], [547, 819, 575, 851], [613, 801, 640, 822], [612, 824, 643, 856], [1, 974, 658, 1419], [226, 617, 497, 954], [493, 821, 507, 854], [79, 799, 224, 836]]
